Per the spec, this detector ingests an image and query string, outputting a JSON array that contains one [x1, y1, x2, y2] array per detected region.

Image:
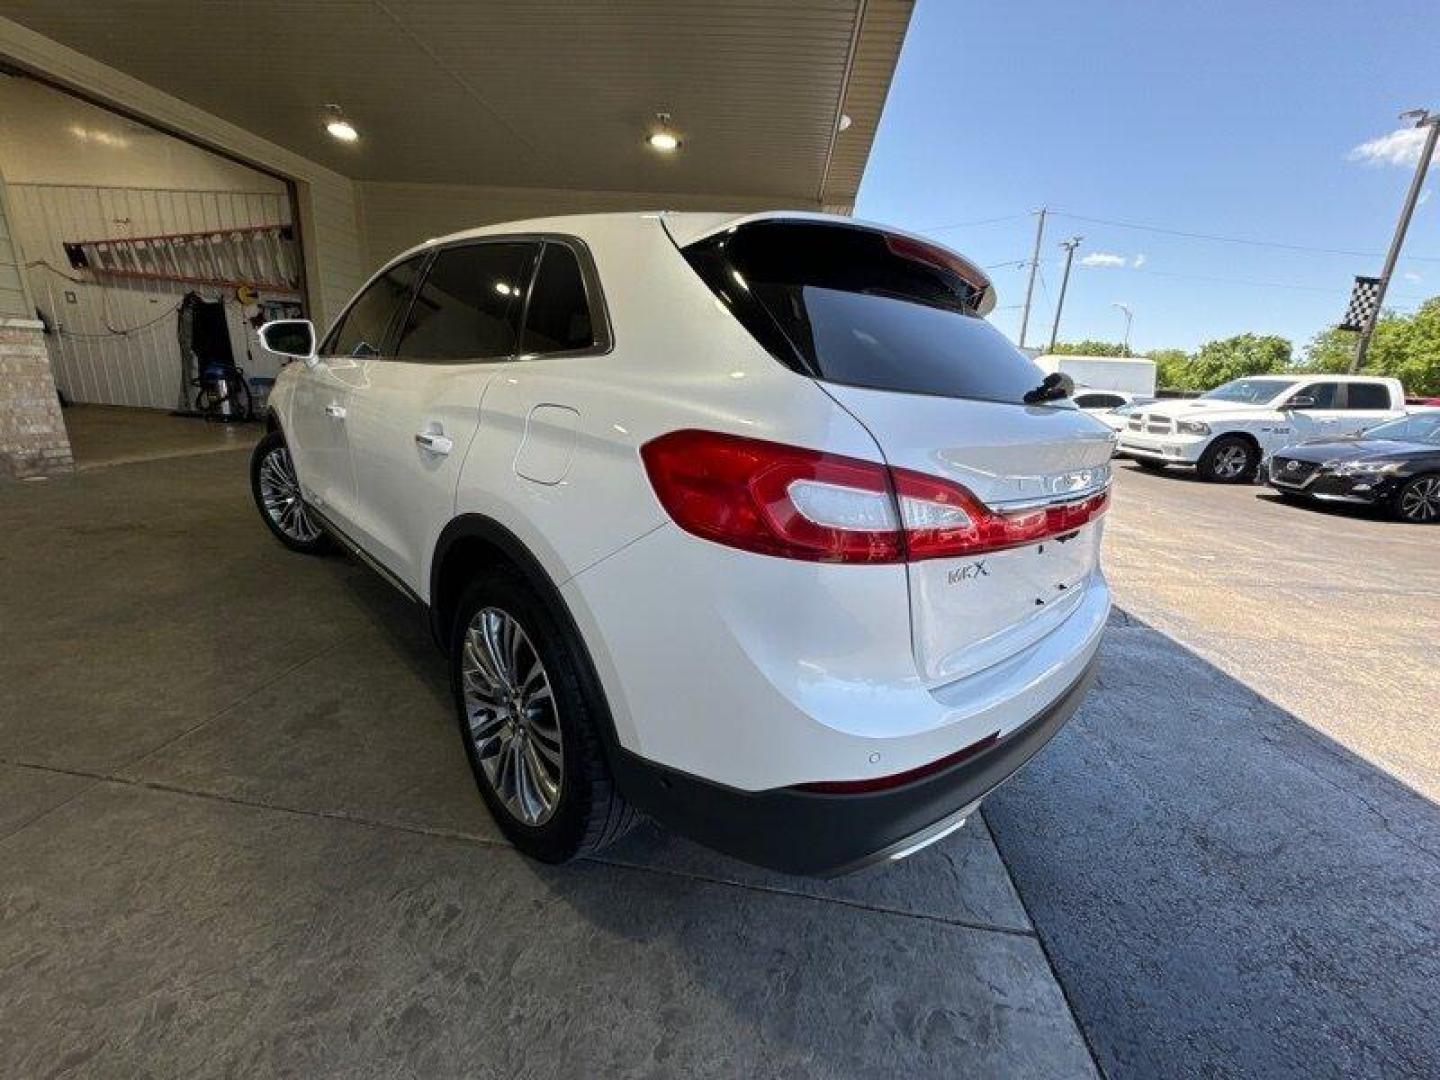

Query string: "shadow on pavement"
[[985, 607, 1440, 1080]]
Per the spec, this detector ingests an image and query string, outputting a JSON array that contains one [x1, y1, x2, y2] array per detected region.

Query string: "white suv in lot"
[[1117, 374, 1406, 482], [251, 212, 1115, 875]]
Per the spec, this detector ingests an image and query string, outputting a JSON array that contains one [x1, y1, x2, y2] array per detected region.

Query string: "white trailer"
[[1035, 354, 1157, 397]]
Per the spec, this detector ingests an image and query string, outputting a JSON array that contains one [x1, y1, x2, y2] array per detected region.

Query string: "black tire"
[[249, 431, 332, 554], [1134, 458, 1169, 472], [1197, 435, 1258, 484], [1393, 474, 1440, 524], [450, 569, 637, 862]]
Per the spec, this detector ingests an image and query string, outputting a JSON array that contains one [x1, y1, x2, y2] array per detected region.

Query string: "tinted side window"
[[395, 242, 536, 361], [321, 256, 424, 358], [1076, 393, 1124, 409], [522, 244, 597, 354], [1294, 382, 1339, 408], [1344, 383, 1391, 409]]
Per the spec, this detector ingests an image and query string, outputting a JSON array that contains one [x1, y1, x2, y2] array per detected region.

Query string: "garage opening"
[[0, 73, 306, 469]]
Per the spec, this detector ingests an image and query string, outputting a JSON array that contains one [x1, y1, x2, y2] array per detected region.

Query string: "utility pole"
[[1112, 303, 1134, 356], [1048, 236, 1083, 352], [1352, 107, 1439, 372], [1017, 207, 1048, 349]]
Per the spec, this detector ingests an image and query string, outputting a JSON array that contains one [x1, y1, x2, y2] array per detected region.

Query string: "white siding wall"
[[0, 15, 367, 329], [0, 80, 304, 409], [0, 181, 29, 318], [7, 182, 293, 409]]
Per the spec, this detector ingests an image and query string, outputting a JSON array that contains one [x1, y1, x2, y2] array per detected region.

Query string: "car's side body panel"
[[446, 215, 891, 600]]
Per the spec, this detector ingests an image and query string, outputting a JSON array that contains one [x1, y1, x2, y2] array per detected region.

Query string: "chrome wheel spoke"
[[460, 606, 564, 826], [465, 630, 507, 695], [480, 613, 513, 693], [259, 446, 319, 542], [1402, 478, 1439, 521]]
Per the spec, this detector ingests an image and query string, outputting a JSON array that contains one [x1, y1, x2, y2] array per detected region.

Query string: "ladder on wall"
[[63, 223, 301, 294]]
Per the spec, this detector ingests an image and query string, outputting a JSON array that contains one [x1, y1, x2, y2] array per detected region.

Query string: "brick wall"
[[1, 318, 73, 478]]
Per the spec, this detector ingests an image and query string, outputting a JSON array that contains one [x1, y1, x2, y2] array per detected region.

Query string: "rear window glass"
[[1345, 382, 1391, 409], [522, 244, 595, 354], [682, 221, 1048, 405]]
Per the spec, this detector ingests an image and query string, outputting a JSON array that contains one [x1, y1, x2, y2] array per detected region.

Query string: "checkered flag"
[[1340, 275, 1381, 332]]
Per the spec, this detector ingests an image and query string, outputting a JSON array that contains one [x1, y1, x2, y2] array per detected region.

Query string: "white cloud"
[[1404, 270, 1423, 283], [1133, 253, 1148, 268], [1348, 126, 1440, 167], [1080, 252, 1127, 268]]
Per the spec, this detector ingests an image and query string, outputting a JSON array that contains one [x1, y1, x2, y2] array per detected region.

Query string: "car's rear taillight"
[[894, 468, 1109, 560], [640, 430, 1108, 564], [639, 430, 902, 563]]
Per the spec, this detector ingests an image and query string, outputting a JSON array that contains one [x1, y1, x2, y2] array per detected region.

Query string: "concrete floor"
[[0, 446, 1094, 1078], [62, 403, 261, 470], [3, 438, 1437, 1078]]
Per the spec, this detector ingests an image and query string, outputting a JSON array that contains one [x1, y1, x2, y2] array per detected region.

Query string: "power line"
[[1051, 210, 1440, 263], [1124, 264, 1427, 300], [916, 213, 1030, 234]]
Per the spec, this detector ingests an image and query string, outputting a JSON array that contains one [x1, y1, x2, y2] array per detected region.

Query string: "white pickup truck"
[[1116, 374, 1406, 482]]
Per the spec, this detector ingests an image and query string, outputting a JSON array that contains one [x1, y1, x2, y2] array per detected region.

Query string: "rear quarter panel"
[[448, 216, 887, 593]]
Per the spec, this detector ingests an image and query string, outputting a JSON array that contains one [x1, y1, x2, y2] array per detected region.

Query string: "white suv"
[[1116, 374, 1406, 482], [250, 212, 1114, 875]]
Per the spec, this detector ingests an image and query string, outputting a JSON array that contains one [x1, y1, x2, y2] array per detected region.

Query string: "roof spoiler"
[[662, 210, 996, 316]]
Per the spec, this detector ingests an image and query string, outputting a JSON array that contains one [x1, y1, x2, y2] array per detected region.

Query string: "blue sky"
[[855, 0, 1440, 354]]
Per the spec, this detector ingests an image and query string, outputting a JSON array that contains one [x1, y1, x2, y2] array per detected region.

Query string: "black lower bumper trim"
[[609, 658, 1098, 876]]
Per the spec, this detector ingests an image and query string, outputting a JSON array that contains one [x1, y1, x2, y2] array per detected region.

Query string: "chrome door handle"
[[415, 431, 454, 455], [324, 404, 346, 420]]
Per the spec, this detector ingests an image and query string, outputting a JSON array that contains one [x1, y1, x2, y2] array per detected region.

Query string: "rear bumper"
[[610, 659, 1097, 876]]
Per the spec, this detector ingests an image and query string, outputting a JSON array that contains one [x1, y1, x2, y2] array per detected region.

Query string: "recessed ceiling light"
[[324, 104, 358, 142], [838, 114, 853, 132], [647, 112, 681, 152]]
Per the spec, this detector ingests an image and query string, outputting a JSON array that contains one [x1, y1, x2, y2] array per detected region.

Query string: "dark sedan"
[[1267, 410, 1440, 523]]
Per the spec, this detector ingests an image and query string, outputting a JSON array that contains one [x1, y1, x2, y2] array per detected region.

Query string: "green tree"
[[1186, 333, 1292, 389], [1301, 298, 1440, 395], [1148, 348, 1192, 390], [1049, 339, 1128, 357]]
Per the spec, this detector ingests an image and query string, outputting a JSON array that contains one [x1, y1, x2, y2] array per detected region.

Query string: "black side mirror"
[[1024, 371, 1075, 404]]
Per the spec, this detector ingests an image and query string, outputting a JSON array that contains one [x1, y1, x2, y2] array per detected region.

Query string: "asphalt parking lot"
[[987, 459, 1440, 1077], [1, 433, 1437, 1078]]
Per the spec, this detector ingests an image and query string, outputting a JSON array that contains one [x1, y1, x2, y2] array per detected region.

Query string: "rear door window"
[[1342, 382, 1391, 409], [682, 221, 1047, 405], [395, 242, 538, 361], [522, 244, 598, 354], [321, 255, 424, 358]]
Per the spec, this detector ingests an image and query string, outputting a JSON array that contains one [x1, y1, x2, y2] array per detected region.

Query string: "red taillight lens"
[[640, 430, 903, 563], [894, 469, 1109, 561], [640, 430, 1109, 564]]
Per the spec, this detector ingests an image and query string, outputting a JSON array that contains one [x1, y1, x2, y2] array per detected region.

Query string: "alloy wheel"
[[1400, 476, 1440, 522], [461, 607, 564, 825], [258, 446, 321, 543], [1214, 444, 1250, 479]]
